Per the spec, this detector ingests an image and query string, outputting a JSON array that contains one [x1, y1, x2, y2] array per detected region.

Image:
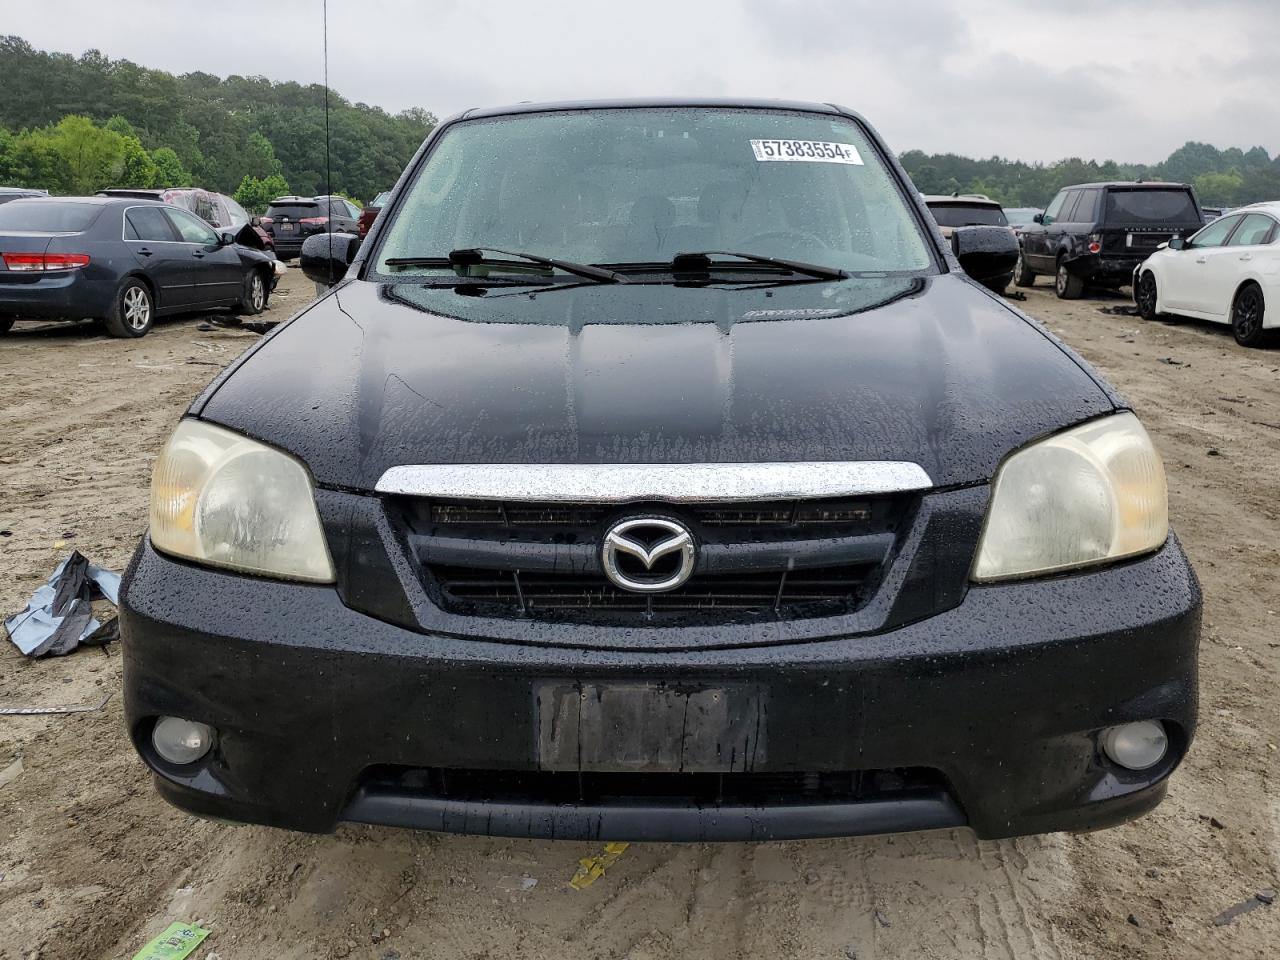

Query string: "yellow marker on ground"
[[569, 841, 630, 889]]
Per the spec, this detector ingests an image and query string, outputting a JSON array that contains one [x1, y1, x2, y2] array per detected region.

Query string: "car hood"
[[196, 273, 1116, 491]]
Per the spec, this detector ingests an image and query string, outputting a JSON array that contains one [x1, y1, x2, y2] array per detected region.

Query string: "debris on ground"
[[1159, 357, 1187, 366], [3, 551, 121, 657], [874, 909, 891, 928], [1098, 304, 1141, 316], [130, 922, 209, 960], [0, 693, 113, 716], [1212, 891, 1275, 926], [242, 320, 280, 335], [569, 842, 630, 890], [1003, 290, 1027, 301], [1126, 912, 1142, 927], [0, 757, 24, 789]]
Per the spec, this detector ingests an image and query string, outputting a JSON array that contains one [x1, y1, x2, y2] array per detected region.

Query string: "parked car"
[[122, 99, 1198, 844], [922, 194, 1018, 292], [358, 190, 392, 238], [0, 186, 47, 205], [0, 196, 274, 337], [1015, 181, 1204, 298], [1133, 201, 1279, 346], [260, 195, 361, 259], [97, 188, 275, 254]]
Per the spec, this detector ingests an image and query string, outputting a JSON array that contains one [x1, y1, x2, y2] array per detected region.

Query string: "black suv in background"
[[261, 195, 361, 259], [1015, 182, 1203, 298]]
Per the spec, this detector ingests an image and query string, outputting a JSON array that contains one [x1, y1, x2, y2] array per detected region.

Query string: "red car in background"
[[358, 190, 392, 238]]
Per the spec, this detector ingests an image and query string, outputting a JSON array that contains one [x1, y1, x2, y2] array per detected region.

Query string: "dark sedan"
[[122, 100, 1198, 843], [0, 197, 274, 337]]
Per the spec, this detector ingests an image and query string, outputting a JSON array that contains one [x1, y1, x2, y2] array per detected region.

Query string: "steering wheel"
[[738, 228, 828, 252]]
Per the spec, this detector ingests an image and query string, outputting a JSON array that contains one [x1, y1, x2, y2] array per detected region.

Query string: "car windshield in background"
[[1106, 189, 1198, 223], [929, 204, 1008, 228], [372, 191, 392, 206], [1003, 207, 1041, 226], [375, 107, 933, 277], [267, 202, 319, 219], [0, 201, 101, 232]]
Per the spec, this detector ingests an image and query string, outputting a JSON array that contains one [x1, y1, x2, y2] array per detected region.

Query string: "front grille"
[[392, 495, 912, 625], [361, 765, 949, 807], [431, 564, 877, 616]]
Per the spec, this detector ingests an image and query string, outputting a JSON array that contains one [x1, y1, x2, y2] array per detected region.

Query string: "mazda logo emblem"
[[601, 517, 697, 593]]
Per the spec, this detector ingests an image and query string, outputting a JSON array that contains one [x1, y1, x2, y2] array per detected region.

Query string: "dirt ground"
[[1, 269, 1278, 960]]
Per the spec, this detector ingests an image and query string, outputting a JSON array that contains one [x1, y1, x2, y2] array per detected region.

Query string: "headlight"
[[150, 419, 334, 583], [973, 412, 1167, 582]]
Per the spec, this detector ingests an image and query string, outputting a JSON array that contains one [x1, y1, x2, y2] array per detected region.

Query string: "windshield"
[[928, 203, 1008, 228], [375, 107, 933, 277], [266, 201, 319, 220], [372, 191, 392, 207], [1105, 188, 1199, 224], [1003, 207, 1041, 226], [0, 201, 101, 232]]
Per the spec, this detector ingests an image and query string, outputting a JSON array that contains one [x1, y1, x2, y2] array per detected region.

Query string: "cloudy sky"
[[3, 0, 1275, 163]]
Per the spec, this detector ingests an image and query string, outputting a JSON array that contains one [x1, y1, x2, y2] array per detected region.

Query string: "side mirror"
[[1167, 236, 1185, 251], [951, 225, 1019, 284], [250, 216, 262, 227], [217, 230, 237, 246], [1032, 213, 1044, 224], [300, 232, 361, 287]]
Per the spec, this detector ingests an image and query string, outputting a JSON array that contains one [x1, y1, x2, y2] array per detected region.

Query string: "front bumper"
[[120, 537, 1200, 842]]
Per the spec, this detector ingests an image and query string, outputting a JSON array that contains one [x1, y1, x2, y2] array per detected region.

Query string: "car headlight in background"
[[973, 412, 1167, 582], [150, 419, 334, 583]]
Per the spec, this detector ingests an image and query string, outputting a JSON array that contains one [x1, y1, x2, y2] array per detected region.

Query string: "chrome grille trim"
[[375, 462, 932, 502]]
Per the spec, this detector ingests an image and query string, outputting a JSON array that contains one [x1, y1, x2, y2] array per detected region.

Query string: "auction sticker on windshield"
[[750, 139, 863, 164]]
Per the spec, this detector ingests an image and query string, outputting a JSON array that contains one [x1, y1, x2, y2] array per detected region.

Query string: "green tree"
[[46, 115, 125, 193], [233, 172, 290, 213], [150, 146, 191, 187], [117, 134, 158, 187]]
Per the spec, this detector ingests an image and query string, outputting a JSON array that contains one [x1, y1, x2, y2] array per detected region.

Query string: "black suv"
[[121, 100, 1199, 844], [261, 195, 361, 260], [1015, 182, 1204, 298]]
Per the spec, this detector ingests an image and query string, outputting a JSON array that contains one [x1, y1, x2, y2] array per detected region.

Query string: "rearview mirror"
[[1032, 213, 1044, 224], [951, 226, 1019, 285], [1167, 236, 1185, 251], [300, 232, 361, 287]]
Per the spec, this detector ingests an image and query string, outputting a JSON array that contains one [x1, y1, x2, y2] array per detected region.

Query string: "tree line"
[[1, 35, 1277, 214], [900, 141, 1280, 209], [0, 35, 435, 210]]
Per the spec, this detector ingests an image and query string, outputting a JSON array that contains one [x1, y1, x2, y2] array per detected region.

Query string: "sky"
[[2, 0, 1276, 164]]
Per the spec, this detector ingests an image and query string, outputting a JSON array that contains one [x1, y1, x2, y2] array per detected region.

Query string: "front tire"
[[1055, 258, 1084, 300], [103, 279, 154, 338], [1136, 271, 1161, 320], [1231, 283, 1270, 347], [1013, 250, 1035, 287], [232, 269, 268, 316]]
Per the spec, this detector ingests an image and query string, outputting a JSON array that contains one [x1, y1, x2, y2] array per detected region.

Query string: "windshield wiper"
[[384, 247, 627, 284], [670, 251, 848, 281]]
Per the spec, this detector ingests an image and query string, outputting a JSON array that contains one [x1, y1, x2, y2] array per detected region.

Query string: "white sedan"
[[1134, 201, 1279, 346]]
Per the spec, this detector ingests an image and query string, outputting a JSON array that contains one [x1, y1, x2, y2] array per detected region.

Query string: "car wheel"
[[104, 279, 154, 338], [0, 318, 13, 334], [1055, 259, 1084, 300], [1231, 283, 1270, 347], [233, 269, 269, 316], [1136, 271, 1162, 321], [1013, 251, 1035, 287]]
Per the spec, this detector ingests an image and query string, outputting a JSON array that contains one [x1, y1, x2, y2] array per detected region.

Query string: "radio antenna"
[[323, 0, 332, 202]]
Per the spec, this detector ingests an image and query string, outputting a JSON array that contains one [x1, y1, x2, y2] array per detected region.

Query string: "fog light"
[[1100, 721, 1168, 771], [152, 716, 214, 765]]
